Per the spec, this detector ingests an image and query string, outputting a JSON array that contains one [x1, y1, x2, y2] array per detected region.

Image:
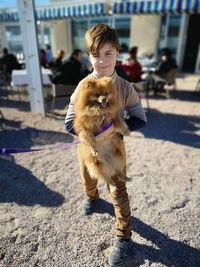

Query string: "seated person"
[[118, 46, 142, 83], [39, 49, 48, 68], [155, 47, 177, 77], [150, 47, 178, 93], [51, 49, 87, 85], [115, 60, 132, 82], [54, 49, 65, 69], [2, 48, 21, 81]]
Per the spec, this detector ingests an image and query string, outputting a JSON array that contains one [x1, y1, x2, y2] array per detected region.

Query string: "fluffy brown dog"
[[74, 76, 130, 184]]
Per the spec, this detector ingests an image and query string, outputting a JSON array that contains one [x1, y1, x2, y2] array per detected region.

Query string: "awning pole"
[[17, 0, 45, 116]]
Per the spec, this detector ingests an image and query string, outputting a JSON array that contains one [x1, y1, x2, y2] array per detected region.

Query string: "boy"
[[65, 24, 147, 266]]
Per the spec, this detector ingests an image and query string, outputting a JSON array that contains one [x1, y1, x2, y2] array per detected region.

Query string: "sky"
[[0, 0, 50, 8]]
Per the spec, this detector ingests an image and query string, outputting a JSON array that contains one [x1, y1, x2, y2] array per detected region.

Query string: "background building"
[[0, 0, 200, 73]]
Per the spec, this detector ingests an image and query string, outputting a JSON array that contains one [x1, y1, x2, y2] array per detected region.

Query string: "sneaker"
[[108, 239, 132, 266], [82, 198, 96, 215]]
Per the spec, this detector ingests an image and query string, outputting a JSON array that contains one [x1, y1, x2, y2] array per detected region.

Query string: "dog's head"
[[75, 77, 118, 115]]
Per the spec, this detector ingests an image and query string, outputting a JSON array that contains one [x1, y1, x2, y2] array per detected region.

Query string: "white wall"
[[51, 19, 72, 59], [130, 14, 161, 56]]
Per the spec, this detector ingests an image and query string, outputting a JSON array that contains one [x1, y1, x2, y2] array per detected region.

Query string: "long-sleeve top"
[[65, 71, 147, 135]]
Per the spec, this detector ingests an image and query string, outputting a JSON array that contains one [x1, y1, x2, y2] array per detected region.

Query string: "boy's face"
[[89, 43, 118, 77]]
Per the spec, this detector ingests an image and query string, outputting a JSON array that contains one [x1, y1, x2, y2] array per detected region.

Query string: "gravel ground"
[[0, 86, 200, 267]]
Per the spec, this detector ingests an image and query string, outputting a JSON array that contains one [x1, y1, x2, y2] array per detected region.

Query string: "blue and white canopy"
[[0, 2, 106, 22], [36, 2, 106, 20], [112, 0, 200, 15], [0, 0, 199, 22]]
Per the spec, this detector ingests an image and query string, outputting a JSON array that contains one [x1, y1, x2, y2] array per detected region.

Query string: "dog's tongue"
[[101, 102, 107, 108]]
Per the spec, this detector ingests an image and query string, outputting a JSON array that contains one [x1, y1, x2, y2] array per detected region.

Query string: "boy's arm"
[[124, 84, 147, 131], [65, 83, 82, 135], [65, 101, 76, 135]]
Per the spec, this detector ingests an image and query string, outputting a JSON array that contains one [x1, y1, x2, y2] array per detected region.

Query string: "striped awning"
[[0, 11, 19, 22], [0, 2, 106, 22], [112, 0, 200, 15], [0, 0, 200, 22], [36, 2, 106, 20]]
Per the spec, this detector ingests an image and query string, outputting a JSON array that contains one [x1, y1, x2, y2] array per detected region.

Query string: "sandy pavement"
[[0, 85, 200, 267]]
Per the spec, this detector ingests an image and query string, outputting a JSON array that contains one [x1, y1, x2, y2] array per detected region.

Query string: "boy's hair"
[[85, 23, 121, 55]]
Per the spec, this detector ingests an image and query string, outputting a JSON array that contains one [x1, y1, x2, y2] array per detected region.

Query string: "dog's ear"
[[85, 79, 97, 88]]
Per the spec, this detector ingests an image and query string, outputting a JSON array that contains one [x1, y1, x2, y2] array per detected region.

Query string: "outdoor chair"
[[51, 84, 76, 110], [0, 109, 4, 119], [153, 68, 178, 98], [195, 77, 200, 91], [133, 81, 150, 112]]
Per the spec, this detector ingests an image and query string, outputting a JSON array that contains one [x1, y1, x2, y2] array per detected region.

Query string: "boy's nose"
[[99, 60, 103, 64]]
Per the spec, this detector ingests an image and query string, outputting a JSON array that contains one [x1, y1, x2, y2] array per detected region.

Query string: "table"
[[11, 68, 52, 86], [11, 68, 53, 100]]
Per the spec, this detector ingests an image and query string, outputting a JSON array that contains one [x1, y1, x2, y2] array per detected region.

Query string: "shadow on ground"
[[93, 199, 200, 266], [148, 88, 200, 103], [141, 109, 200, 148], [174, 89, 200, 102], [129, 217, 200, 267], [0, 156, 64, 207], [0, 118, 71, 207], [0, 95, 30, 112], [0, 118, 73, 148]]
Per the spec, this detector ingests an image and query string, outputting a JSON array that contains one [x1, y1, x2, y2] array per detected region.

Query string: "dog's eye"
[[95, 92, 100, 97], [104, 91, 108, 96]]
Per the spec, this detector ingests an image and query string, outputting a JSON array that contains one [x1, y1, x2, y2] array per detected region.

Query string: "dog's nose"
[[102, 97, 107, 102]]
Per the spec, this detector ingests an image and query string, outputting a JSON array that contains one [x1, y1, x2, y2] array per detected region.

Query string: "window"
[[72, 19, 88, 52], [5, 25, 23, 54], [158, 15, 181, 58], [167, 15, 181, 57], [72, 17, 131, 54], [115, 17, 131, 52]]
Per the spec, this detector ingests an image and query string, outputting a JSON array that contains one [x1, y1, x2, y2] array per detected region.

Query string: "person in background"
[[45, 44, 53, 65], [54, 49, 65, 68], [51, 49, 87, 85], [39, 49, 48, 68], [155, 47, 177, 77], [2, 48, 21, 81], [150, 47, 178, 94], [119, 46, 142, 83]]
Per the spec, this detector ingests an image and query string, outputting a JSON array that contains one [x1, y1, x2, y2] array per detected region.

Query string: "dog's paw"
[[122, 128, 131, 136], [116, 128, 131, 136], [91, 149, 99, 158]]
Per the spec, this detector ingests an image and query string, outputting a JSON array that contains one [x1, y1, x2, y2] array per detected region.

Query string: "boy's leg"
[[108, 177, 133, 266], [107, 176, 132, 239], [79, 159, 99, 199], [78, 156, 99, 215]]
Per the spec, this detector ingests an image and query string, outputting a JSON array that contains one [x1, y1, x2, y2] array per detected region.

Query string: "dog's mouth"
[[100, 100, 108, 108], [98, 96, 108, 108]]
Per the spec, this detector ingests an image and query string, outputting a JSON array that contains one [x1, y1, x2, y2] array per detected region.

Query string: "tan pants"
[[78, 143, 132, 239]]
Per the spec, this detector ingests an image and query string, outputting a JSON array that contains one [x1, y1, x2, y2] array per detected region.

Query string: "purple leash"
[[0, 120, 114, 155]]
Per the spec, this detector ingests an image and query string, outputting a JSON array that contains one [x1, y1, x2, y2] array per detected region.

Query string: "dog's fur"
[[74, 76, 130, 184]]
